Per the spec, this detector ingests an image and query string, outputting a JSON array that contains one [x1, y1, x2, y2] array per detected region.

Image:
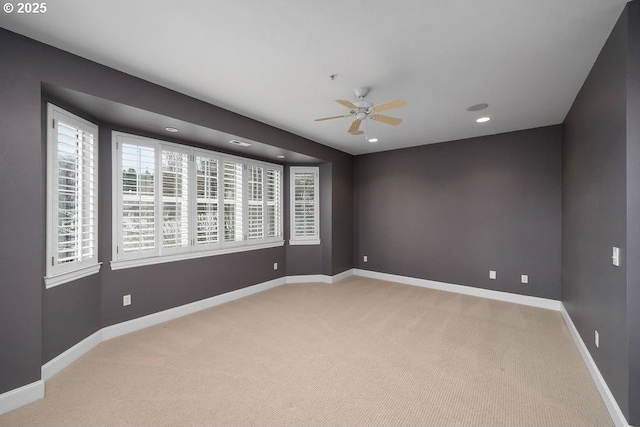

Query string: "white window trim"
[[111, 131, 284, 270], [289, 166, 320, 246], [45, 104, 101, 289]]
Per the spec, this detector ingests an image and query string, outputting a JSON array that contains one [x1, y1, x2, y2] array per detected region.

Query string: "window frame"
[[45, 104, 101, 288], [289, 166, 320, 246], [111, 132, 284, 270]]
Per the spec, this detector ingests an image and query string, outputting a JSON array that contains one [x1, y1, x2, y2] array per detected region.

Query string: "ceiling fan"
[[315, 87, 407, 135]]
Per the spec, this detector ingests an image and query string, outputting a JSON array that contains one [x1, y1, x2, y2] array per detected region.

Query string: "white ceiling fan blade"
[[371, 115, 403, 126], [315, 114, 351, 122], [371, 98, 407, 113]]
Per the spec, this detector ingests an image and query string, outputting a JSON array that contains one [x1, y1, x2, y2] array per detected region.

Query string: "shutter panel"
[[248, 165, 264, 240], [292, 170, 318, 238], [223, 161, 243, 242], [161, 148, 190, 251], [195, 155, 219, 246], [121, 142, 156, 255], [54, 120, 97, 265], [266, 169, 281, 238]]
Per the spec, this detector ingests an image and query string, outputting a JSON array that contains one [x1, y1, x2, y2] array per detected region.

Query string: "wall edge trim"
[[0, 380, 44, 416], [560, 304, 630, 427], [352, 269, 562, 310]]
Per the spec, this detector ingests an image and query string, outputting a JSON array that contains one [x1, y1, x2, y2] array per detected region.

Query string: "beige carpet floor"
[[0, 276, 612, 427]]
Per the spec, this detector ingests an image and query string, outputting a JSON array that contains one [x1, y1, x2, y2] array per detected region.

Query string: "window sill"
[[44, 263, 102, 289], [289, 239, 321, 246], [110, 240, 284, 271]]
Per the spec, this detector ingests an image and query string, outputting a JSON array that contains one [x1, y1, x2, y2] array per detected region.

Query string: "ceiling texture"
[[0, 0, 628, 155]]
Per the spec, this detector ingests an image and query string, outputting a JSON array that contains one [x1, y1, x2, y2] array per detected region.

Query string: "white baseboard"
[[285, 269, 354, 285], [102, 277, 287, 341], [352, 269, 562, 311], [560, 305, 630, 427], [331, 268, 354, 283], [42, 330, 103, 381], [0, 380, 44, 416], [286, 274, 332, 284]]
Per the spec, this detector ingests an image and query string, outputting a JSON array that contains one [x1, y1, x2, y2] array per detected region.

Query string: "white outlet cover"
[[613, 247, 620, 267], [595, 330, 599, 348], [123, 295, 131, 306], [273, 262, 278, 270], [364, 255, 368, 262], [489, 270, 496, 279], [521, 275, 529, 284]]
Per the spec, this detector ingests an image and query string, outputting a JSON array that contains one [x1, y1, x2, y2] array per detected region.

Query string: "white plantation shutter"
[[46, 105, 100, 287], [195, 155, 219, 246], [223, 160, 243, 242], [161, 147, 190, 252], [112, 131, 283, 268], [120, 140, 156, 257], [266, 169, 281, 238], [290, 167, 319, 244], [248, 165, 264, 240]]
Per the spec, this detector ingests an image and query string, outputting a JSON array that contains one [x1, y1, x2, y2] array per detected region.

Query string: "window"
[[112, 132, 283, 269], [45, 104, 100, 287], [289, 166, 320, 245]]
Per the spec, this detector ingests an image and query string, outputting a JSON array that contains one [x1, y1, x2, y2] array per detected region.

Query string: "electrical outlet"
[[363, 255, 368, 263], [595, 330, 600, 348], [489, 270, 496, 279], [273, 262, 278, 270], [123, 294, 131, 306], [521, 275, 528, 284]]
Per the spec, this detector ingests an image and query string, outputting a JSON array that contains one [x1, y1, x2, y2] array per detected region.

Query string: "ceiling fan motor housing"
[[354, 87, 370, 99]]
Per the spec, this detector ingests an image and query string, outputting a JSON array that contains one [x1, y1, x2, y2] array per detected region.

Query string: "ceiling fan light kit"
[[315, 87, 407, 141]]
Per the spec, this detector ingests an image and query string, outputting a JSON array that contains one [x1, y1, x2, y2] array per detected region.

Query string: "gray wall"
[[562, 3, 640, 423], [354, 126, 562, 300], [0, 66, 43, 393], [626, 3, 640, 423], [0, 28, 353, 395]]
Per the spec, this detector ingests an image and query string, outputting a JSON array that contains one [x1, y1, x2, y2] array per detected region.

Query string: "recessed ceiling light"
[[228, 139, 251, 147], [476, 117, 491, 123], [165, 127, 178, 133], [277, 155, 285, 159], [467, 103, 489, 112], [368, 138, 379, 143]]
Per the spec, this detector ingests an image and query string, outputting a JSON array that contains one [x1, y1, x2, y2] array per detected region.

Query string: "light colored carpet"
[[0, 276, 612, 426]]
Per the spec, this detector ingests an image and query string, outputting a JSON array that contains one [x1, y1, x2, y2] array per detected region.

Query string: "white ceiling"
[[0, 0, 628, 155]]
